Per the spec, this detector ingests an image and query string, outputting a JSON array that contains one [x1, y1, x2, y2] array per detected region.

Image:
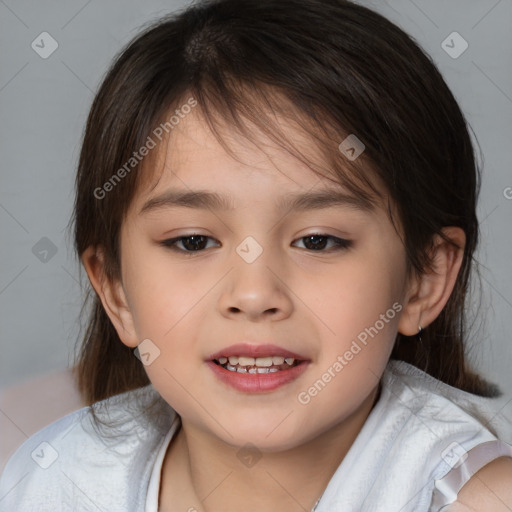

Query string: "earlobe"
[[397, 227, 466, 336], [81, 245, 139, 348]]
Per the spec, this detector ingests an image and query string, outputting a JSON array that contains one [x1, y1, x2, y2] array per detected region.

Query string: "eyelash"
[[159, 233, 353, 255]]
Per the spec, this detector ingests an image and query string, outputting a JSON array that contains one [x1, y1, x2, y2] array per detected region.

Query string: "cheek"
[[124, 249, 205, 337], [310, 255, 401, 329], [129, 269, 206, 416], [303, 252, 403, 391], [125, 252, 213, 355]]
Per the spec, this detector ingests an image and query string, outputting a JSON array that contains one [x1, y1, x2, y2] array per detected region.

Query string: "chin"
[[210, 415, 312, 453]]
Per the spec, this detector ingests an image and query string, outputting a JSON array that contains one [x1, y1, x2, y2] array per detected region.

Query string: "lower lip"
[[206, 360, 309, 393]]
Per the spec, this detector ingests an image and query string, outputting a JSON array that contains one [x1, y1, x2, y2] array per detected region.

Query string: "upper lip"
[[208, 343, 308, 361]]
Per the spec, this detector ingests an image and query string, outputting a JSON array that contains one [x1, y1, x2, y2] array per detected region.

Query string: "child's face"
[[115, 109, 412, 450]]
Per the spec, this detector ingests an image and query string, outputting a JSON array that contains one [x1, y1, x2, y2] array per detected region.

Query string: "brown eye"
[[160, 233, 352, 255], [160, 235, 219, 253], [293, 234, 352, 252]]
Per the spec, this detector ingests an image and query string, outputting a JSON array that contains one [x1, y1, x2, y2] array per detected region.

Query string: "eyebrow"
[[139, 188, 375, 216]]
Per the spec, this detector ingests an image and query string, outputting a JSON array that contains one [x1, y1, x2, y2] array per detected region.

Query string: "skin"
[[82, 108, 472, 511], [447, 457, 512, 511]]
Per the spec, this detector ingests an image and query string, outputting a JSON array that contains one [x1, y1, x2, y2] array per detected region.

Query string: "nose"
[[217, 250, 294, 322]]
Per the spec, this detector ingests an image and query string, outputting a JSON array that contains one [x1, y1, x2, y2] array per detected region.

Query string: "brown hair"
[[69, 0, 500, 406]]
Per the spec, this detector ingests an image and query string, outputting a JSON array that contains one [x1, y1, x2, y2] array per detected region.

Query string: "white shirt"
[[1, 360, 511, 512]]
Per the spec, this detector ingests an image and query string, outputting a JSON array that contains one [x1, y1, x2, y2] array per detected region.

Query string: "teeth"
[[255, 357, 273, 367], [217, 355, 300, 373], [238, 356, 255, 366], [221, 356, 296, 367]]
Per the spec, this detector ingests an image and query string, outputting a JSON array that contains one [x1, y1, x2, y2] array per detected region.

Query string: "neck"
[[161, 384, 380, 512]]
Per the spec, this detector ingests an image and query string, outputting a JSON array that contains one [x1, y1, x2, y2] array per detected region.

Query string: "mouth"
[[207, 343, 310, 393]]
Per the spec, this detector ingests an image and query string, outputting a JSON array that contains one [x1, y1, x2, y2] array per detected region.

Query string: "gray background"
[[1, 0, 511, 398]]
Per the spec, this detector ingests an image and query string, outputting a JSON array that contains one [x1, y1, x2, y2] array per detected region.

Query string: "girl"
[[1, 0, 511, 510]]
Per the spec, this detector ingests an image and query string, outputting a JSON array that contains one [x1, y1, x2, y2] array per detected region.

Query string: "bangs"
[[140, 80, 388, 216]]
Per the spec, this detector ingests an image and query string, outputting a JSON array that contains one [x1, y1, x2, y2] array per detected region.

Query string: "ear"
[[81, 245, 139, 348], [398, 227, 466, 336]]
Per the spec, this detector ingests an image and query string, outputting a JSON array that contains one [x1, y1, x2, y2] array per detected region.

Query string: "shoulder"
[[0, 384, 176, 512], [384, 360, 510, 436], [0, 405, 92, 510], [1, 404, 90, 471], [448, 456, 512, 511]]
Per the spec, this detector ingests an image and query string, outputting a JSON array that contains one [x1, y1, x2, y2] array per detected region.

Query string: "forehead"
[[131, 107, 388, 217]]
